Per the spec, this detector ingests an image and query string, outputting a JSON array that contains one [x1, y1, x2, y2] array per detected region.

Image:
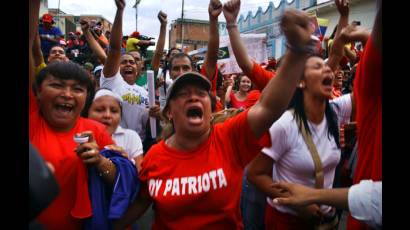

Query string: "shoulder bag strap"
[[290, 109, 324, 189]]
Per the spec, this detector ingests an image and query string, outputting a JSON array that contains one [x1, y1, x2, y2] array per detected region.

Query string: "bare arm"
[[327, 0, 350, 71], [344, 45, 357, 63], [272, 181, 349, 210], [133, 155, 143, 173], [223, 0, 253, 76], [32, 32, 44, 67], [203, 0, 223, 80], [151, 11, 168, 72], [29, 0, 41, 87], [247, 154, 287, 199], [224, 74, 235, 104], [247, 9, 312, 138], [334, 0, 349, 40], [81, 19, 107, 64], [103, 0, 125, 78], [75, 132, 117, 186], [89, 29, 108, 48], [224, 85, 233, 104], [328, 25, 370, 71]]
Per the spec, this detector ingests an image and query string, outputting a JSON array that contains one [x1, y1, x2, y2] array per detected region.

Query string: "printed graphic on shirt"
[[148, 168, 228, 198], [122, 93, 149, 106]]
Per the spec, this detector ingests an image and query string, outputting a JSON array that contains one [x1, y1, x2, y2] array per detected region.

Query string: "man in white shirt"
[[100, 0, 160, 144]]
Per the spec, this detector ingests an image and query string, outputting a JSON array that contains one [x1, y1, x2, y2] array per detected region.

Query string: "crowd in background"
[[29, 0, 381, 229]]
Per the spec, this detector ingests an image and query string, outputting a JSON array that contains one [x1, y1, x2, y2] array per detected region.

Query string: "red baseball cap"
[[130, 31, 140, 38], [42, 13, 54, 23]]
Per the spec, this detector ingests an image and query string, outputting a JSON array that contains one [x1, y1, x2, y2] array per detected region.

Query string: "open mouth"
[[124, 70, 134, 75], [54, 103, 74, 116], [123, 67, 134, 75], [322, 77, 333, 87], [186, 106, 204, 125], [101, 121, 111, 127]]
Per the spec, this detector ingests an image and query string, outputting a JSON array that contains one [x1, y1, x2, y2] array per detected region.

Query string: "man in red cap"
[[39, 13, 63, 60]]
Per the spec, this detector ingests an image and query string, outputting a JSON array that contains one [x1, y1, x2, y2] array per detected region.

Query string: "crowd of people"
[[29, 0, 381, 229]]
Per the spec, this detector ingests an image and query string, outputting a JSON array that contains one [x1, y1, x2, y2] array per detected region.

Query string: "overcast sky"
[[48, 0, 292, 49]]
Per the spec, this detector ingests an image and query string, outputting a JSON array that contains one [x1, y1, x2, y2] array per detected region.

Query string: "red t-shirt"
[[331, 87, 342, 99], [215, 99, 224, 112], [29, 89, 114, 229], [139, 110, 270, 229], [250, 61, 276, 90], [348, 37, 382, 230], [229, 90, 261, 110]]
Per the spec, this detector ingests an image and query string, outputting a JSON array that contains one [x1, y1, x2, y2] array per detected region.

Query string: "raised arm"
[[329, 24, 370, 71], [327, 0, 350, 70], [103, 0, 125, 78], [151, 11, 168, 72], [203, 0, 223, 81], [222, 0, 253, 76], [224, 74, 236, 104], [32, 32, 44, 67], [29, 0, 41, 87], [80, 19, 107, 64], [247, 9, 311, 138]]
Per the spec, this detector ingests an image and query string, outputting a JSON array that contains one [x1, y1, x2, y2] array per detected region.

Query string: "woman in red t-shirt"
[[225, 74, 261, 110], [29, 2, 117, 228], [114, 4, 316, 228], [29, 61, 117, 229]]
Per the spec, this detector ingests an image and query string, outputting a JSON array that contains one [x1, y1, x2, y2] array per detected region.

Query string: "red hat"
[[130, 31, 140, 38], [42, 13, 54, 23]]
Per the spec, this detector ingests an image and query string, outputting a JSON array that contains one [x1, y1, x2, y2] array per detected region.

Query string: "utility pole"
[[133, 0, 141, 31], [57, 0, 61, 28], [180, 0, 184, 49]]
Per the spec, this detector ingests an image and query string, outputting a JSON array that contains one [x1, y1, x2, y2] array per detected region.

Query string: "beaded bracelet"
[[99, 159, 113, 177]]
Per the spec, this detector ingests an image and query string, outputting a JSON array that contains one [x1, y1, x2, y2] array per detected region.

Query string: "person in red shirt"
[[225, 73, 260, 110], [114, 1, 316, 228], [348, 2, 382, 230], [29, 61, 116, 229], [30, 5, 116, 228]]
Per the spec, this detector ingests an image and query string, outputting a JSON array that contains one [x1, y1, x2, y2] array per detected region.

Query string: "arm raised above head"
[[247, 9, 312, 138], [103, 0, 125, 78], [203, 0, 223, 81]]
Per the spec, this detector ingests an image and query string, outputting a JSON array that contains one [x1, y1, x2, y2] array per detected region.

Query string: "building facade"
[[45, 8, 113, 39], [169, 18, 225, 52], [220, 0, 376, 59]]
